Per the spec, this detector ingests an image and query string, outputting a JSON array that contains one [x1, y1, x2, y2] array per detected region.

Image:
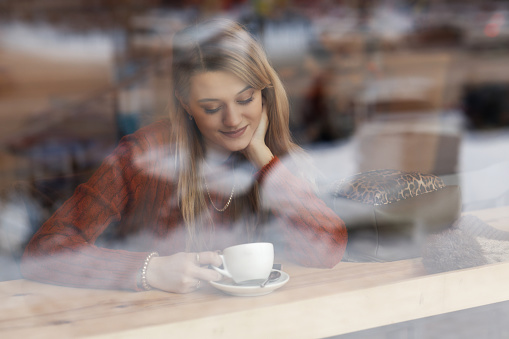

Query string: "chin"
[[221, 138, 251, 153], [226, 144, 249, 153]]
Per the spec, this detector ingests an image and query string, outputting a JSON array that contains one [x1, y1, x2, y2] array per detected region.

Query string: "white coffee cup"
[[212, 242, 274, 284]]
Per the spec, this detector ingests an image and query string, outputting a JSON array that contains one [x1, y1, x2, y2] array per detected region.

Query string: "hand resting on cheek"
[[242, 100, 273, 169]]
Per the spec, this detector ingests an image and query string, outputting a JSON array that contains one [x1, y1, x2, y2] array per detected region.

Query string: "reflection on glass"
[[1, 1, 509, 337]]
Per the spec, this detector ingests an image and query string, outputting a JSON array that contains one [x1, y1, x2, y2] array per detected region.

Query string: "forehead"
[[189, 71, 249, 99]]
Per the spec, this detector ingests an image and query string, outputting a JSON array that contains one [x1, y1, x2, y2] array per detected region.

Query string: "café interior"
[[1, 0, 509, 338]]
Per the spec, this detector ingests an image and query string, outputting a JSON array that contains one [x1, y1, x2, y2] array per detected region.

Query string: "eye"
[[237, 96, 254, 105], [203, 106, 222, 114]]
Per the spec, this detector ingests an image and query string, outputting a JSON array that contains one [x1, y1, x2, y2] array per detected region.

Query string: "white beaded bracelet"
[[141, 252, 159, 291]]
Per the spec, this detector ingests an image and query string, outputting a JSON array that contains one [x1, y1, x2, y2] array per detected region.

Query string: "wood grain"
[[1, 206, 509, 338]]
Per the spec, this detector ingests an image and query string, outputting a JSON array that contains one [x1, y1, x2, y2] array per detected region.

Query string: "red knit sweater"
[[20, 120, 347, 291]]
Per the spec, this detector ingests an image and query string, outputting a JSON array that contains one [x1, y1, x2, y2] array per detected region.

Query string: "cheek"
[[249, 100, 263, 121], [195, 118, 218, 136]]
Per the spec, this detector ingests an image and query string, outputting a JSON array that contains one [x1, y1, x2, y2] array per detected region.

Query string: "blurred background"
[[1, 0, 509, 289]]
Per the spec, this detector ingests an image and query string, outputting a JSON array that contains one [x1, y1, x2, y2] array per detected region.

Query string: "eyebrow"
[[197, 86, 253, 103]]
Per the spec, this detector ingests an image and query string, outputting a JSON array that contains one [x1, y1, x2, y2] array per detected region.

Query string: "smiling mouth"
[[221, 125, 248, 138]]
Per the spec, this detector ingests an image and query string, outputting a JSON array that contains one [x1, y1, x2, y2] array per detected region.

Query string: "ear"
[[175, 91, 191, 113]]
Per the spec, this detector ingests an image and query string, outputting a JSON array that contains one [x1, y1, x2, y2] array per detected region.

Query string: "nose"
[[222, 105, 242, 127]]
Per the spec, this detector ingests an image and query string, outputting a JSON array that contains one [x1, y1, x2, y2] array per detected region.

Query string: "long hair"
[[169, 18, 301, 250]]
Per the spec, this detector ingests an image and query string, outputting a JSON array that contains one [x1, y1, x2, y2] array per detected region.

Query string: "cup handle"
[[211, 254, 232, 278]]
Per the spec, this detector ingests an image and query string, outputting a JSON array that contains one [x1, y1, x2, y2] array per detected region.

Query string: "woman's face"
[[185, 71, 263, 155]]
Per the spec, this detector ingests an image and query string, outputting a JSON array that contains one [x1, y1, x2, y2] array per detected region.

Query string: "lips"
[[220, 125, 248, 138]]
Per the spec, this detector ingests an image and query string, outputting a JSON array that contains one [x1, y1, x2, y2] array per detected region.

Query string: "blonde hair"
[[169, 18, 300, 250]]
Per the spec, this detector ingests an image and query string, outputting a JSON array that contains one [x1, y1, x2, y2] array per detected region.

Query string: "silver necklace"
[[203, 174, 235, 212], [204, 180, 235, 212]]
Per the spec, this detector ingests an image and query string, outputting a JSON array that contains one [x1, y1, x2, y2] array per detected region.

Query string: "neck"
[[202, 147, 236, 199], [204, 144, 232, 167]]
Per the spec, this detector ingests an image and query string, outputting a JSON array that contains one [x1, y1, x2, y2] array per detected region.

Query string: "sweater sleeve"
[[20, 134, 152, 291], [256, 156, 347, 268]]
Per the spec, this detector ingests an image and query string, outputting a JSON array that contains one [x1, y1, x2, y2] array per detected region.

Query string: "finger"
[[262, 110, 269, 129], [181, 278, 203, 294], [194, 251, 222, 267], [194, 266, 223, 282]]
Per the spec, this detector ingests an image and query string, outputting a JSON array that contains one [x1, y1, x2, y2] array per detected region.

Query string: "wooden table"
[[2, 206, 509, 339]]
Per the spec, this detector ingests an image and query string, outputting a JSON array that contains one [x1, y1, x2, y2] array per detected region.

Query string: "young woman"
[[20, 18, 347, 293]]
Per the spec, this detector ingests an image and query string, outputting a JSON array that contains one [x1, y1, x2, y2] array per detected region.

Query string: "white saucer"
[[209, 270, 289, 297]]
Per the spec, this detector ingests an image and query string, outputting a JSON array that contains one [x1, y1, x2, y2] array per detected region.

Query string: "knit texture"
[[20, 119, 347, 291]]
